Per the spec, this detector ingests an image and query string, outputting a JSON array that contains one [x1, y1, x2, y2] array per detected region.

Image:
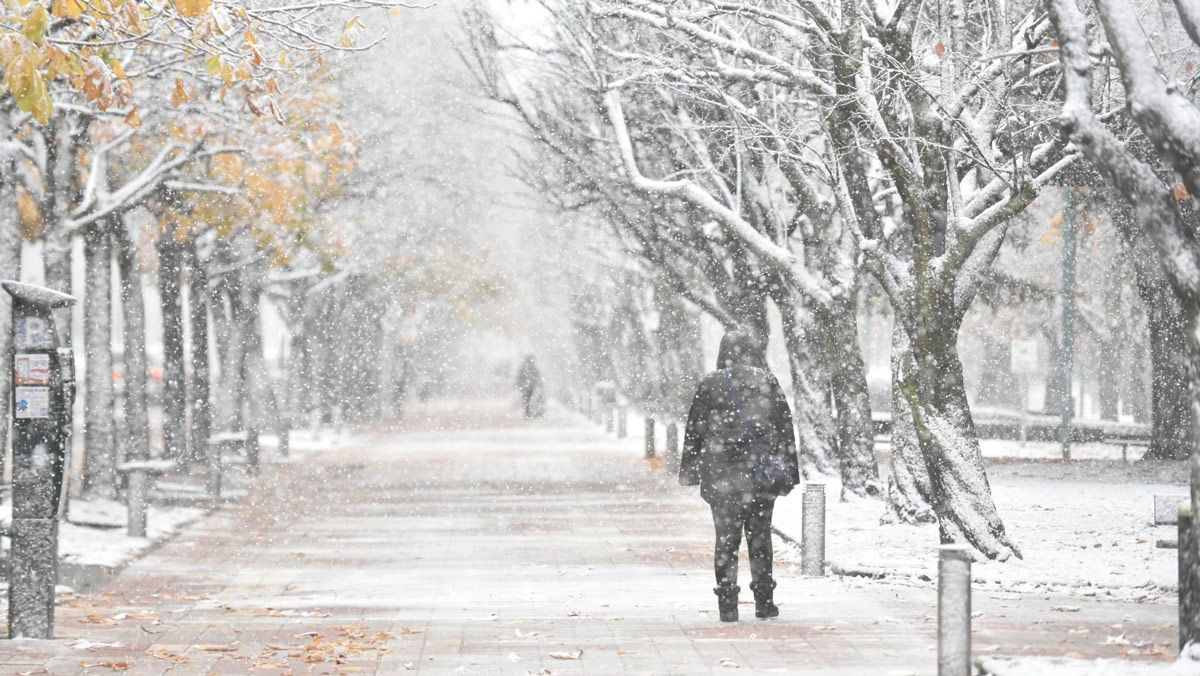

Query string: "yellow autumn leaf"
[[22, 4, 49, 43], [16, 187, 41, 231], [28, 73, 51, 123], [50, 0, 84, 20], [171, 77, 189, 107], [205, 53, 221, 76], [173, 0, 210, 19], [124, 107, 140, 127]]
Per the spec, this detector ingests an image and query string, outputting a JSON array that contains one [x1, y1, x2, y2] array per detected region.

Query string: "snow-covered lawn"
[[1, 498, 206, 571], [978, 655, 1200, 675], [774, 441, 1187, 597]]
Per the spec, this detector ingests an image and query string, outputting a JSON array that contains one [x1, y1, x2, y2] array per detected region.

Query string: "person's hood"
[[717, 330, 765, 369]]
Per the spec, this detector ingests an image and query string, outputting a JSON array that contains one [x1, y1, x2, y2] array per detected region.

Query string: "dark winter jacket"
[[679, 331, 800, 503]]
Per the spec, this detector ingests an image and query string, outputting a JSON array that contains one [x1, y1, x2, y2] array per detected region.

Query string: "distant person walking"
[[680, 330, 799, 622], [516, 355, 545, 419]]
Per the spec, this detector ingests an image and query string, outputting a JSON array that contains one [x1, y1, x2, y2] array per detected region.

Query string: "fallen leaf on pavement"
[[194, 643, 239, 652], [79, 661, 133, 671], [81, 614, 119, 626], [145, 647, 188, 663]]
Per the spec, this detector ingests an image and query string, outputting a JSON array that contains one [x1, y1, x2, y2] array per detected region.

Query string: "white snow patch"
[[776, 440, 1186, 595], [1, 499, 205, 569], [978, 655, 1200, 675]]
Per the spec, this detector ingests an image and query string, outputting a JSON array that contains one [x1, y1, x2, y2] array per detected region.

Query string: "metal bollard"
[[644, 417, 656, 459], [617, 407, 628, 438], [246, 428, 260, 476], [801, 483, 825, 576], [127, 470, 148, 537], [665, 422, 679, 469], [207, 440, 223, 500], [938, 545, 972, 676], [1180, 503, 1199, 651]]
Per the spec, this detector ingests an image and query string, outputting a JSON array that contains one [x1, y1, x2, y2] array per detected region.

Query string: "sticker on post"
[[14, 386, 50, 419], [14, 353, 51, 385], [15, 316, 52, 349]]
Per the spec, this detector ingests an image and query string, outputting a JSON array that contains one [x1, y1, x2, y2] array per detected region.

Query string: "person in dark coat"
[[680, 329, 800, 622], [516, 355, 545, 419]]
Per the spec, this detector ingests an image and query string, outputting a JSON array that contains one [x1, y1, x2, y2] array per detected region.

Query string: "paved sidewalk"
[[0, 401, 1179, 674]]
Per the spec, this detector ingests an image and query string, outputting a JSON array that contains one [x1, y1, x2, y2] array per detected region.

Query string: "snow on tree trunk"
[[41, 123, 77, 344], [187, 241, 212, 465], [157, 228, 188, 460], [904, 292, 1020, 560], [0, 171, 22, 478], [884, 325, 936, 524], [114, 220, 150, 463], [82, 227, 116, 498], [821, 296, 882, 498]]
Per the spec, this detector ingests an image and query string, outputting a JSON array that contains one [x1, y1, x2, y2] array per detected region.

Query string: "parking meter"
[[3, 281, 76, 639]]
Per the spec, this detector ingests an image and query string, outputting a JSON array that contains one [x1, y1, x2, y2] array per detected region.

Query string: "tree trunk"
[[286, 294, 309, 426], [187, 241, 212, 465], [41, 123, 78, 344], [820, 295, 882, 498], [772, 285, 838, 477], [1041, 327, 1064, 416], [157, 227, 188, 461], [1125, 240, 1193, 460], [884, 325, 936, 524], [1124, 336, 1151, 422], [1143, 288, 1191, 459], [903, 293, 1020, 560], [0, 170, 22, 479], [114, 220, 150, 463], [82, 227, 116, 498], [228, 276, 259, 470]]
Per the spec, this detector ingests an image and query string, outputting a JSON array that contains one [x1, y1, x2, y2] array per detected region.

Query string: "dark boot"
[[751, 581, 778, 619], [714, 585, 739, 622]]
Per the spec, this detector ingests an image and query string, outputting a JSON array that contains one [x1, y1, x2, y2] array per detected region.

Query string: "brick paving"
[[0, 400, 1179, 674]]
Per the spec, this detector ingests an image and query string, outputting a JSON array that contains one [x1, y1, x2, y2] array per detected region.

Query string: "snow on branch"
[[603, 89, 834, 306]]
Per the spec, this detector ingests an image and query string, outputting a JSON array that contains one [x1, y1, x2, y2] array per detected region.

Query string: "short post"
[[207, 438, 223, 499], [801, 483, 825, 576], [644, 417, 656, 459], [1180, 503, 1199, 651], [665, 422, 679, 469], [938, 545, 972, 676], [127, 470, 148, 537], [617, 407, 628, 439], [246, 427, 260, 475], [4, 281, 76, 640]]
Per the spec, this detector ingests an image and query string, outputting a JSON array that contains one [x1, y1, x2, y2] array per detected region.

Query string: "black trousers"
[[709, 496, 775, 589]]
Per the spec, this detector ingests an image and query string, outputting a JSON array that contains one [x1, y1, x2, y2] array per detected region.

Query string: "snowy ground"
[[0, 498, 206, 572], [0, 425, 356, 580], [979, 655, 1200, 675], [773, 441, 1186, 598], [0, 401, 1186, 674]]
